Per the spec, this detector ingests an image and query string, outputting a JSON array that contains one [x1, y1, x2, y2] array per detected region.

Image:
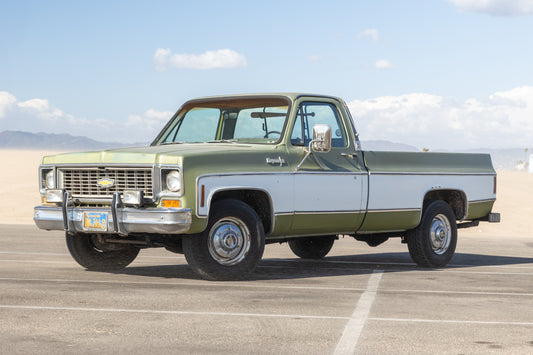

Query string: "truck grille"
[[60, 168, 154, 199]]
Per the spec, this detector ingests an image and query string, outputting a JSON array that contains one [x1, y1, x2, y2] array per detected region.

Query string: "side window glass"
[[291, 102, 346, 147]]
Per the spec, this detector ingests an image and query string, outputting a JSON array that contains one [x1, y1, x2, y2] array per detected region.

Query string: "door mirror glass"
[[311, 124, 332, 153]]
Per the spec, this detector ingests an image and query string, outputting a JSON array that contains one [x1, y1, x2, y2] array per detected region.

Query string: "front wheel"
[[182, 199, 265, 281], [66, 233, 139, 271], [288, 236, 336, 259], [406, 200, 457, 267]]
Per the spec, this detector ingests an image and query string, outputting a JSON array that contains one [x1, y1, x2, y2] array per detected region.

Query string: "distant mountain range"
[[0, 130, 530, 170], [0, 130, 144, 150]]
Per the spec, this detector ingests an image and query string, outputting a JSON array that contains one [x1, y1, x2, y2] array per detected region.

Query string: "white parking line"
[[0, 251, 67, 256], [0, 259, 74, 264], [381, 289, 533, 297], [334, 269, 383, 355], [2, 305, 530, 327], [0, 250, 183, 259], [0, 276, 367, 291], [369, 317, 533, 326], [2, 276, 532, 297], [0, 304, 349, 320], [437, 270, 533, 276]]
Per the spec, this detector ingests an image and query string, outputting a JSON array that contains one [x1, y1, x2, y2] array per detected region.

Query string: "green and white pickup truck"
[[34, 93, 500, 280]]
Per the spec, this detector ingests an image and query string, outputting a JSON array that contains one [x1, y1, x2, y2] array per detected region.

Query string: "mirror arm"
[[296, 138, 327, 171]]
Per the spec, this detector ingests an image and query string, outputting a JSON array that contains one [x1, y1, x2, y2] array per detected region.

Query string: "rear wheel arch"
[[423, 189, 467, 220]]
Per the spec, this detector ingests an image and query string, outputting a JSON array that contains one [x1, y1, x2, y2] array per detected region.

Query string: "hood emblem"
[[97, 178, 115, 188]]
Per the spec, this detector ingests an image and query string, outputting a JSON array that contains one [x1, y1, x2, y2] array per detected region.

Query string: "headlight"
[[166, 170, 181, 192], [45, 170, 55, 189]]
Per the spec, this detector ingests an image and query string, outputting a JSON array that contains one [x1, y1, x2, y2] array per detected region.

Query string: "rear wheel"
[[406, 200, 457, 267], [289, 236, 336, 259], [183, 199, 265, 280], [66, 233, 139, 271]]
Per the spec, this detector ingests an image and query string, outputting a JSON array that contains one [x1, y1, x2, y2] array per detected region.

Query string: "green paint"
[[270, 215, 293, 237], [358, 210, 421, 232], [466, 200, 495, 220], [364, 151, 496, 174], [290, 212, 364, 235]]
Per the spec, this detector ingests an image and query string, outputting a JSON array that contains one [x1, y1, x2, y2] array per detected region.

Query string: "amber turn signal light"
[[162, 199, 181, 208]]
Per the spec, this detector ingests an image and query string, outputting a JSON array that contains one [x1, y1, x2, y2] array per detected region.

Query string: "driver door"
[[289, 100, 366, 235]]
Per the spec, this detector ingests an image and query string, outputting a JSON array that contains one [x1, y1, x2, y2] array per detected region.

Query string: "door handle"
[[341, 152, 358, 159]]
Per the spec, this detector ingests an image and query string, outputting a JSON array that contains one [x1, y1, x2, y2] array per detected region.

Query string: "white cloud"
[[447, 0, 533, 16], [348, 86, 533, 149], [17, 98, 64, 119], [357, 29, 380, 42], [0, 91, 173, 143], [0, 91, 17, 118], [375, 59, 395, 70], [154, 48, 247, 71]]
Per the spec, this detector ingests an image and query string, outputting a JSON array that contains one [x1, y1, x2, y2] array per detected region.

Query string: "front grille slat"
[[60, 168, 154, 199]]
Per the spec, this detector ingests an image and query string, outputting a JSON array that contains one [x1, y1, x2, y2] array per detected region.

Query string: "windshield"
[[155, 97, 290, 145]]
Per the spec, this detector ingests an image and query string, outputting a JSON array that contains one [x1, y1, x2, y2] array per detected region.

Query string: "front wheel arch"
[[208, 189, 274, 234]]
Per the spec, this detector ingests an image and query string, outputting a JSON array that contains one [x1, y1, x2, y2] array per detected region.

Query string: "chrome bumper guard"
[[34, 192, 192, 235]]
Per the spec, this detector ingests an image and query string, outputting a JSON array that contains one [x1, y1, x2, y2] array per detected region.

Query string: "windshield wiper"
[[159, 141, 185, 145], [206, 139, 238, 144]]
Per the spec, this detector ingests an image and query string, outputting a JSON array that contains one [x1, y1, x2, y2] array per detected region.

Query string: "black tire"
[[406, 200, 457, 267], [66, 233, 139, 271], [182, 199, 265, 281], [289, 236, 336, 259]]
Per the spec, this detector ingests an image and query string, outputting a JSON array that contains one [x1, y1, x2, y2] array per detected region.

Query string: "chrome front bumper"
[[34, 192, 191, 235]]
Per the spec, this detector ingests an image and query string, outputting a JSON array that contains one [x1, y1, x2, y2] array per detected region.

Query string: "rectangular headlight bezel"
[[159, 166, 184, 197], [39, 166, 56, 193]]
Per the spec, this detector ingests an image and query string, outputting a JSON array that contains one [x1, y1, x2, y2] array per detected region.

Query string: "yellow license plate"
[[83, 212, 108, 231]]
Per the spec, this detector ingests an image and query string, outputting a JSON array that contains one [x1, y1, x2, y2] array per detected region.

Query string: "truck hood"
[[41, 143, 279, 165]]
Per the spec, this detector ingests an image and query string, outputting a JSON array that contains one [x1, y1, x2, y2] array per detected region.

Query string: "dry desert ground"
[[1, 149, 532, 238]]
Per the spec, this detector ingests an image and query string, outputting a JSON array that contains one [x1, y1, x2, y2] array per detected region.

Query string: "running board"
[[457, 220, 480, 229]]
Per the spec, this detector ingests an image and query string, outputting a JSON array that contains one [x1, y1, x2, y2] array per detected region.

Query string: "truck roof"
[[187, 93, 344, 103]]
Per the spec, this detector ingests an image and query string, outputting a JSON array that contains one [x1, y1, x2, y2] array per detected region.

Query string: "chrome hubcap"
[[429, 214, 451, 255], [208, 218, 251, 265]]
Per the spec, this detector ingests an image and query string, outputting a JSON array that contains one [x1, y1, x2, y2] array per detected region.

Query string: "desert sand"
[[1, 149, 532, 238]]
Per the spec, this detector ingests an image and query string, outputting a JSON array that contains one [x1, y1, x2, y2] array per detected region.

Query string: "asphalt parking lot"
[[1, 224, 532, 354]]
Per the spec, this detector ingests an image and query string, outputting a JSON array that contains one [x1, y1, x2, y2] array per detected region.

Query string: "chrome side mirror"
[[311, 124, 332, 153]]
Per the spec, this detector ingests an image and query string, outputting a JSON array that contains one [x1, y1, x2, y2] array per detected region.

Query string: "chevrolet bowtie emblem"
[[97, 178, 115, 188]]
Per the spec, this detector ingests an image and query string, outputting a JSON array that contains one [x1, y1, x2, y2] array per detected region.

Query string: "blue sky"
[[1, 0, 533, 149]]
